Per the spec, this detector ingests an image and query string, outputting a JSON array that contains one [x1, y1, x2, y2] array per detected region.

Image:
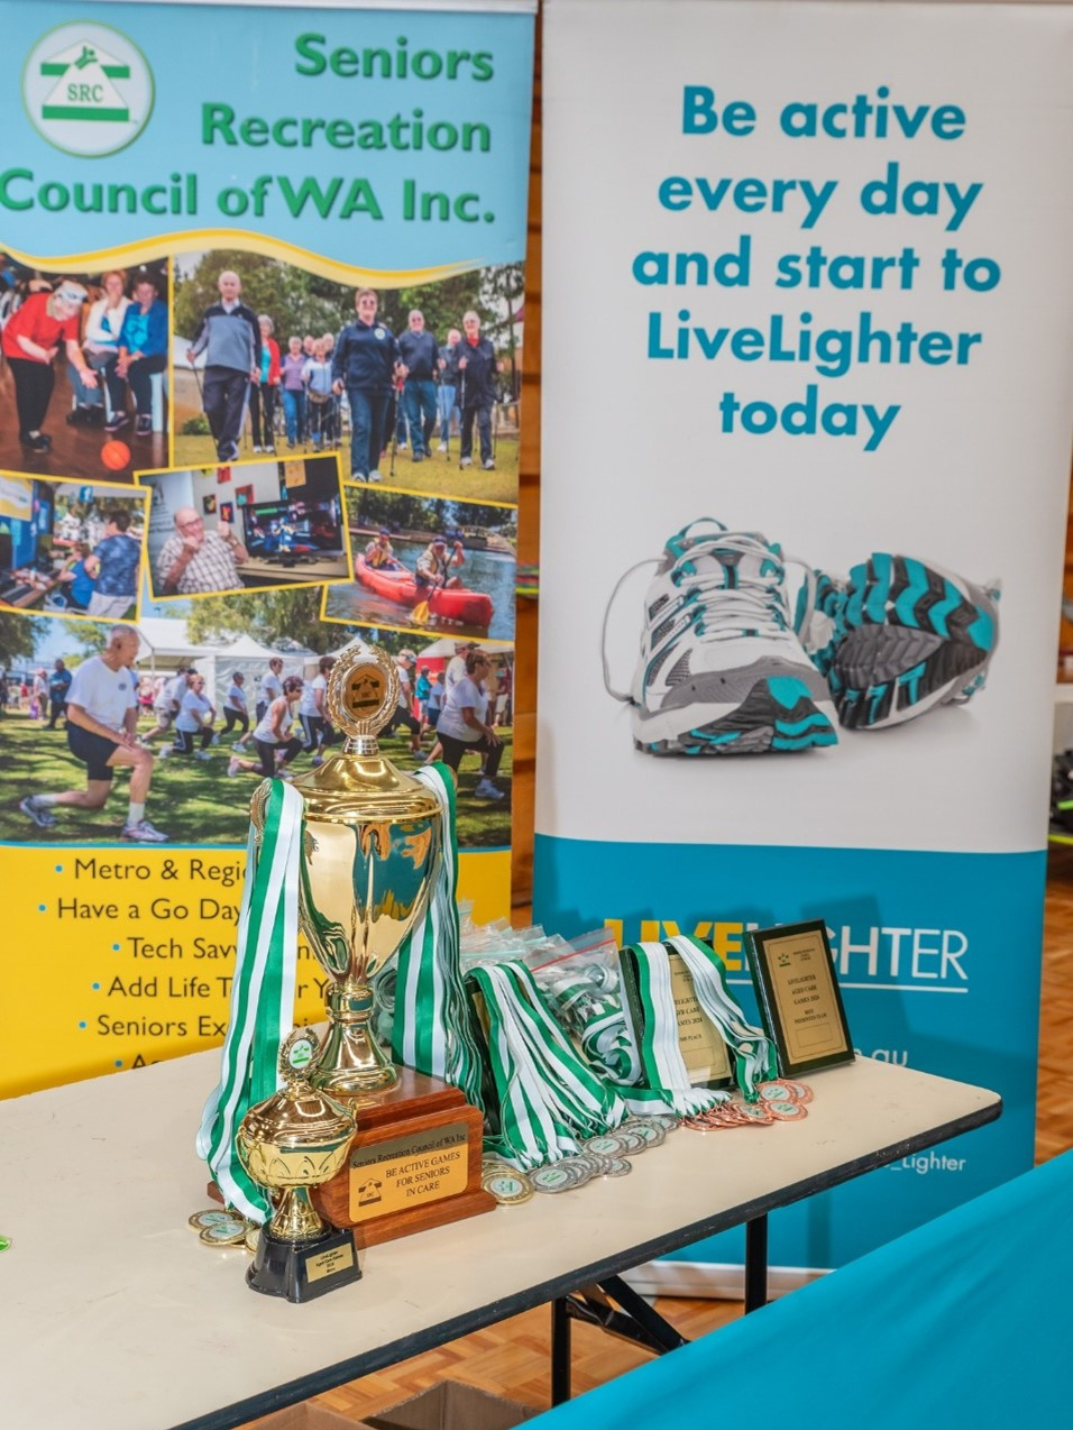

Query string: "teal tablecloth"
[[531, 1150, 1073, 1427]]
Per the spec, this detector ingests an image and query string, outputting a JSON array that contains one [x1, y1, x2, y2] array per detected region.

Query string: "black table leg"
[[551, 1296, 572, 1405], [744, 1214, 768, 1313]]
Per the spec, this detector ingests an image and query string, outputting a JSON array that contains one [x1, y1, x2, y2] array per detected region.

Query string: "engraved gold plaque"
[[669, 954, 734, 1086], [305, 1242, 356, 1284], [348, 1122, 470, 1222], [746, 921, 855, 1078]]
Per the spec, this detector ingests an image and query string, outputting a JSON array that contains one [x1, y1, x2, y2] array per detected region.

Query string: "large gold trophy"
[[251, 641, 492, 1247], [255, 642, 440, 1098]]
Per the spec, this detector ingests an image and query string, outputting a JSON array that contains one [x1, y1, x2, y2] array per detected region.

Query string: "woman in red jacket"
[[249, 313, 281, 454], [1, 281, 98, 452]]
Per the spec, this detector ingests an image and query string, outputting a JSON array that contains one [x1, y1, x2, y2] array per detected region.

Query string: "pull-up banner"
[[536, 0, 1073, 1270], [0, 0, 533, 1098]]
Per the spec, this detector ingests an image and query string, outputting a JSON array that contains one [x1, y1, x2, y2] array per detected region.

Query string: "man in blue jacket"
[[457, 310, 500, 471], [332, 288, 400, 482], [186, 271, 262, 462], [397, 308, 440, 463]]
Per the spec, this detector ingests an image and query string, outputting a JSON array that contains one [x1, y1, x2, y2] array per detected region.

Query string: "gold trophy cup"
[[237, 1028, 362, 1302], [253, 642, 441, 1099]]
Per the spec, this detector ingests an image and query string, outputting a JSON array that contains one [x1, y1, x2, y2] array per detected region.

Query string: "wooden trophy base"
[[311, 1067, 495, 1249], [207, 1069, 495, 1249]]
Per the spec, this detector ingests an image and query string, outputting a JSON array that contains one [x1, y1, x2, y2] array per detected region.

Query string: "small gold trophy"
[[237, 1028, 362, 1303], [253, 642, 441, 1099]]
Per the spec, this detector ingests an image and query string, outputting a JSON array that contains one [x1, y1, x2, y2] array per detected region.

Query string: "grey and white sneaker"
[[121, 818, 169, 843], [368, 470, 382, 483], [196, 750, 212, 762], [20, 796, 57, 828], [604, 518, 838, 755], [474, 779, 505, 800], [460, 456, 473, 468]]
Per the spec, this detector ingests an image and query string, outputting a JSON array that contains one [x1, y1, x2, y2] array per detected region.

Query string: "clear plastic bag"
[[528, 929, 641, 1085]]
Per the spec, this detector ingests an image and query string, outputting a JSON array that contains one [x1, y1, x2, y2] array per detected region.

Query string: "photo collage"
[[0, 250, 521, 850]]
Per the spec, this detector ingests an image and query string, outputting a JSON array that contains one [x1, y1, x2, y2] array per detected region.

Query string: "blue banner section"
[[0, 1, 534, 273], [534, 834, 1044, 1266]]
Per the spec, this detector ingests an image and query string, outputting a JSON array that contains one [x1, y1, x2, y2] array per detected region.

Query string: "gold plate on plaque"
[[348, 1121, 470, 1222], [305, 1240, 357, 1284]]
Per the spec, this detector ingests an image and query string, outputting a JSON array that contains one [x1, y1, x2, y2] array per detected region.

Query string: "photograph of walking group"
[[0, 253, 169, 484], [1, 242, 523, 851], [173, 250, 524, 506]]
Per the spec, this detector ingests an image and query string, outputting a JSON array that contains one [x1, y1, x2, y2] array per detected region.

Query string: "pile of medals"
[[480, 1114, 679, 1205], [187, 1207, 260, 1253], [682, 1079, 813, 1132]]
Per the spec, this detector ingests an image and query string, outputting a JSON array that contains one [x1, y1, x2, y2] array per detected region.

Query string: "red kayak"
[[355, 554, 494, 627]]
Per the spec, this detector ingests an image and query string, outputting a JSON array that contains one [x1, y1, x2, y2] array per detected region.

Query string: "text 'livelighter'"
[[41, 42, 131, 124]]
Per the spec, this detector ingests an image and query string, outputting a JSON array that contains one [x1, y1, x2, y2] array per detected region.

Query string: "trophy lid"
[[239, 1029, 358, 1154], [286, 641, 441, 824]]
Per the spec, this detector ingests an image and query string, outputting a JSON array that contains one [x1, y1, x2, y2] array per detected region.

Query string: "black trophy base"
[[247, 1225, 362, 1304]]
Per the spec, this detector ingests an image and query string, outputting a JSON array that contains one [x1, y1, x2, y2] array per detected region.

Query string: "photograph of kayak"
[[322, 485, 517, 644]]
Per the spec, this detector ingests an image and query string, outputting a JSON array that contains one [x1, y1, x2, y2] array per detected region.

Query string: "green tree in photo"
[[0, 613, 46, 667], [184, 587, 337, 653]]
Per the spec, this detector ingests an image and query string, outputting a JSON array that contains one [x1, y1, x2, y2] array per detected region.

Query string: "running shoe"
[[227, 757, 242, 777], [795, 555, 1001, 730], [20, 796, 56, 828], [195, 750, 212, 761], [605, 518, 838, 755], [121, 819, 168, 843], [474, 779, 505, 800]]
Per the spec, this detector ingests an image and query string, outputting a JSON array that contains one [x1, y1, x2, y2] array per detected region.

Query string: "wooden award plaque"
[[310, 1068, 495, 1249]]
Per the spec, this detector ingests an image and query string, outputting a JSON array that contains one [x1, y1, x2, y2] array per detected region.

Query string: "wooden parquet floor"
[[251, 851, 1073, 1426]]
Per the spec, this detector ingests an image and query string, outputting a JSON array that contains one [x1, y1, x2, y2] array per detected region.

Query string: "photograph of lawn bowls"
[[171, 250, 523, 504], [323, 487, 516, 644], [0, 476, 148, 622], [0, 605, 512, 848], [137, 455, 352, 599], [0, 252, 169, 484]]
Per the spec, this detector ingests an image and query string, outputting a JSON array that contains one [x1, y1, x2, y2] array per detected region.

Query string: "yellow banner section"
[[2, 844, 509, 1099], [0, 232, 480, 290]]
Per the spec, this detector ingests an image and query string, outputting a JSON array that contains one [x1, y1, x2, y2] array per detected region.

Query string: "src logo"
[[23, 22, 154, 157]]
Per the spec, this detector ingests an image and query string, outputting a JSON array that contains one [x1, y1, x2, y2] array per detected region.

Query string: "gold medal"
[[187, 1209, 241, 1233], [245, 1225, 262, 1254], [198, 1218, 249, 1247], [482, 1170, 534, 1205]]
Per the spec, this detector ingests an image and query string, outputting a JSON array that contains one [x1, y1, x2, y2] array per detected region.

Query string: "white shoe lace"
[[602, 531, 804, 703]]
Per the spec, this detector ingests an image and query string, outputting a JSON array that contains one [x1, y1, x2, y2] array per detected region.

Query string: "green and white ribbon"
[[617, 942, 728, 1116], [664, 935, 776, 1099], [196, 780, 303, 1222], [467, 959, 627, 1169], [391, 764, 485, 1109]]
